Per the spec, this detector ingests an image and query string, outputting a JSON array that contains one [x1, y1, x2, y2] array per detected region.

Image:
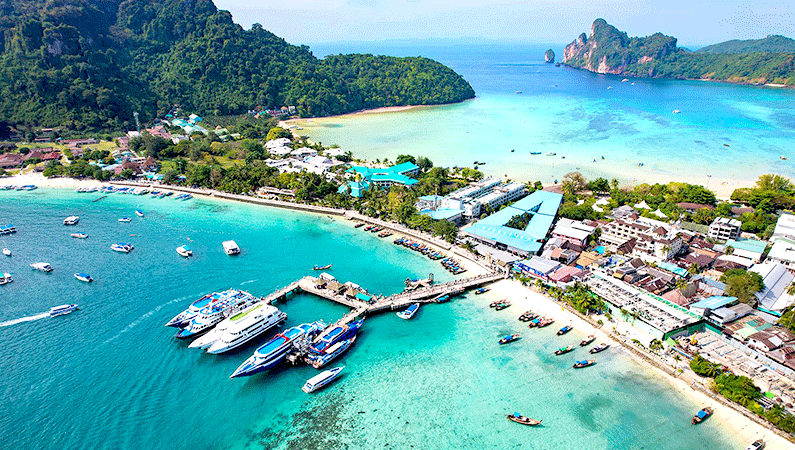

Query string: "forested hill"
[[562, 19, 795, 87], [0, 0, 475, 134], [697, 35, 795, 54]]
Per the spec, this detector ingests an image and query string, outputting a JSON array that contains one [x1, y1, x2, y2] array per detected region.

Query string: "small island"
[[544, 49, 555, 63]]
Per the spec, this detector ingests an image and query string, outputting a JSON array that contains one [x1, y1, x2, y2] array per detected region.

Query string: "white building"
[[551, 218, 596, 247], [750, 262, 795, 315], [708, 217, 741, 242], [773, 213, 795, 241], [417, 178, 526, 222], [599, 215, 683, 262], [768, 237, 795, 274]]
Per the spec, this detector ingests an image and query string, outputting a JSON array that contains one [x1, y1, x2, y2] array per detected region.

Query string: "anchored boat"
[[499, 334, 521, 345], [230, 321, 326, 378], [30, 262, 53, 272], [507, 413, 541, 426], [176, 245, 192, 257], [554, 345, 575, 356], [223, 240, 240, 255], [692, 407, 713, 425], [70, 233, 88, 239], [110, 243, 134, 253], [557, 325, 573, 335], [590, 343, 610, 354], [573, 360, 596, 369], [63, 215, 80, 225], [74, 273, 93, 283], [580, 335, 596, 346], [397, 303, 419, 320]]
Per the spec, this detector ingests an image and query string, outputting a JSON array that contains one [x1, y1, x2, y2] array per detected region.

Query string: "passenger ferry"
[[30, 262, 53, 272], [110, 243, 134, 253], [223, 240, 240, 255], [205, 304, 287, 354], [308, 337, 356, 369], [302, 367, 344, 393], [230, 321, 326, 378], [118, 217, 132, 223], [50, 304, 79, 316], [174, 289, 261, 339], [309, 319, 364, 354], [63, 215, 80, 225]]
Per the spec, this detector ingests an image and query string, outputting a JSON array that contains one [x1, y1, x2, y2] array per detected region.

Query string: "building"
[[337, 162, 420, 198], [598, 215, 683, 262], [750, 262, 795, 316], [551, 218, 596, 247], [463, 190, 563, 256], [513, 256, 561, 279], [0, 153, 24, 169], [417, 177, 526, 222], [609, 205, 637, 219], [708, 217, 741, 242], [768, 237, 795, 274], [725, 238, 767, 263], [688, 296, 739, 317], [746, 328, 795, 353], [773, 213, 795, 241]]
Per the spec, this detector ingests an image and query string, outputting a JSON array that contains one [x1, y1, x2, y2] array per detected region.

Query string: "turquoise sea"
[[1, 189, 747, 449], [299, 43, 795, 193]]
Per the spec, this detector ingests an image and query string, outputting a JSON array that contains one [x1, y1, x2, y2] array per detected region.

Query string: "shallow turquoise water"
[[301, 43, 795, 191], [1, 189, 742, 449]]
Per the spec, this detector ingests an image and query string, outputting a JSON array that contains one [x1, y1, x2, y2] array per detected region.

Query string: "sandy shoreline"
[[480, 279, 792, 449]]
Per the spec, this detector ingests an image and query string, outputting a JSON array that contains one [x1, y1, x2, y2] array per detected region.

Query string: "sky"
[[214, 0, 795, 47]]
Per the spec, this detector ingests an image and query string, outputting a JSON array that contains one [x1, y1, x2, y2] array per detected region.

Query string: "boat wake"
[[240, 279, 257, 285], [102, 295, 191, 345], [0, 312, 49, 328]]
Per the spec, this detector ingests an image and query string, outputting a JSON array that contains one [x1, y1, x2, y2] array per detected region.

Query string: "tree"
[[562, 171, 587, 196], [395, 154, 416, 165], [720, 269, 765, 306], [587, 177, 610, 194], [416, 156, 433, 171], [690, 355, 723, 378], [265, 127, 292, 142]]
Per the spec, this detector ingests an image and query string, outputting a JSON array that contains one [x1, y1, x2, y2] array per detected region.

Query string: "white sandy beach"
[[3, 173, 103, 190], [479, 278, 793, 449]]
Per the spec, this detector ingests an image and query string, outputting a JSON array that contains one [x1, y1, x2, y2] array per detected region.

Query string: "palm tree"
[[787, 282, 795, 296]]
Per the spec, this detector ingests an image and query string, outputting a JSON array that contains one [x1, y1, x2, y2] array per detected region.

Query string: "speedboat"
[[580, 335, 596, 346], [70, 233, 89, 239], [507, 413, 541, 426], [313, 264, 332, 270], [589, 343, 610, 354], [118, 217, 132, 223], [309, 319, 364, 354], [554, 345, 575, 356], [2, 248, 10, 256], [573, 360, 596, 369], [499, 334, 521, 345], [396, 303, 419, 320], [174, 289, 261, 339], [302, 366, 344, 393], [308, 336, 356, 369], [135, 210, 144, 217], [204, 304, 287, 354], [474, 287, 489, 295], [30, 262, 53, 272], [223, 240, 240, 255], [50, 304, 79, 316], [557, 325, 573, 335], [63, 215, 80, 225], [0, 273, 12, 285], [230, 321, 326, 378], [692, 407, 713, 425], [74, 273, 93, 282], [176, 245, 192, 257], [110, 243, 134, 253]]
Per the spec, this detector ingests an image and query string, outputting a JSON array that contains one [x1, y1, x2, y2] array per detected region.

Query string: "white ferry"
[[204, 304, 287, 354], [302, 367, 344, 393], [174, 289, 260, 339], [50, 304, 79, 316], [223, 240, 240, 255], [30, 262, 53, 272], [63, 216, 80, 225]]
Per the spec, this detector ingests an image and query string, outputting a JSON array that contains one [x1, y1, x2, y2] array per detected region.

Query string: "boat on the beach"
[[118, 217, 132, 223], [110, 243, 134, 253], [230, 321, 326, 378], [691, 407, 713, 425], [18, 185, 37, 191], [63, 215, 80, 225], [580, 335, 596, 346], [557, 325, 573, 335], [174, 289, 261, 339], [135, 210, 144, 217], [474, 287, 489, 295], [745, 439, 765, 450], [506, 413, 541, 426], [495, 301, 511, 311], [309, 336, 356, 368], [204, 304, 288, 354], [354, 223, 364, 228], [554, 345, 575, 355], [70, 233, 88, 239], [499, 334, 520, 345], [302, 366, 344, 393], [49, 304, 79, 316], [2, 248, 10, 256], [519, 311, 538, 322], [397, 303, 420, 320], [536, 317, 554, 328], [309, 319, 364, 354], [176, 245, 192, 257], [573, 360, 596, 369], [313, 264, 332, 271], [590, 343, 610, 354], [74, 273, 93, 283], [30, 262, 53, 272], [223, 240, 240, 255]]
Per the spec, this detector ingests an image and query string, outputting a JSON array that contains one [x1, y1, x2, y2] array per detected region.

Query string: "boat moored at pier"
[[205, 304, 287, 354], [174, 289, 261, 339], [397, 303, 419, 320], [231, 321, 326, 378]]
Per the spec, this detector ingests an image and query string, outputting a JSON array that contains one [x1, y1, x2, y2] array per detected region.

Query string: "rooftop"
[[726, 238, 767, 255], [689, 296, 738, 312]]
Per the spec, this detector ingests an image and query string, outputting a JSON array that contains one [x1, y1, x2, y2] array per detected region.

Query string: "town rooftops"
[[726, 238, 767, 255], [689, 296, 738, 312], [768, 237, 795, 264], [773, 213, 795, 241], [751, 262, 795, 315]]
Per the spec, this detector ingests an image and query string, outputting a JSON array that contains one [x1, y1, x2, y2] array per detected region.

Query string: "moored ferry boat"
[[203, 304, 287, 354], [302, 366, 344, 393], [396, 303, 419, 320], [174, 289, 261, 339], [308, 336, 356, 369], [230, 321, 326, 378], [309, 319, 364, 354], [166, 291, 229, 328], [50, 304, 79, 316]]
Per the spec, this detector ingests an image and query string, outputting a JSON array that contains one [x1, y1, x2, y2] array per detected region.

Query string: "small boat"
[[557, 325, 573, 336], [474, 287, 489, 295], [74, 273, 93, 283], [354, 223, 364, 228], [435, 294, 451, 303], [536, 317, 554, 328], [499, 334, 520, 345], [302, 367, 344, 393], [49, 304, 79, 316], [723, 143, 731, 147], [223, 240, 240, 255], [309, 337, 356, 368], [110, 243, 134, 253], [692, 407, 713, 425], [554, 345, 575, 356], [529, 151, 542, 155], [495, 301, 511, 311], [70, 233, 88, 239], [2, 248, 10, 256], [590, 343, 610, 354], [118, 217, 131, 223], [135, 210, 144, 217], [510, 149, 515, 153], [672, 109, 681, 114], [313, 264, 332, 271], [176, 245, 192, 257], [30, 262, 53, 272], [507, 413, 541, 426], [546, 152, 556, 156], [397, 303, 420, 320], [0, 273, 12, 285], [573, 360, 596, 369], [780, 155, 788, 161], [745, 439, 765, 450], [515, 91, 522, 94], [622, 78, 629, 82], [580, 335, 596, 346], [63, 215, 80, 225]]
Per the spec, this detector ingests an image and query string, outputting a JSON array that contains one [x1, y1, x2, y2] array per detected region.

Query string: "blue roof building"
[[464, 190, 563, 256], [339, 162, 420, 197], [337, 180, 372, 198], [688, 296, 739, 317]]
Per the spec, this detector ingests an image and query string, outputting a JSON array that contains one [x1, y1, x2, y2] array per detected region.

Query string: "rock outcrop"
[[544, 49, 555, 63]]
